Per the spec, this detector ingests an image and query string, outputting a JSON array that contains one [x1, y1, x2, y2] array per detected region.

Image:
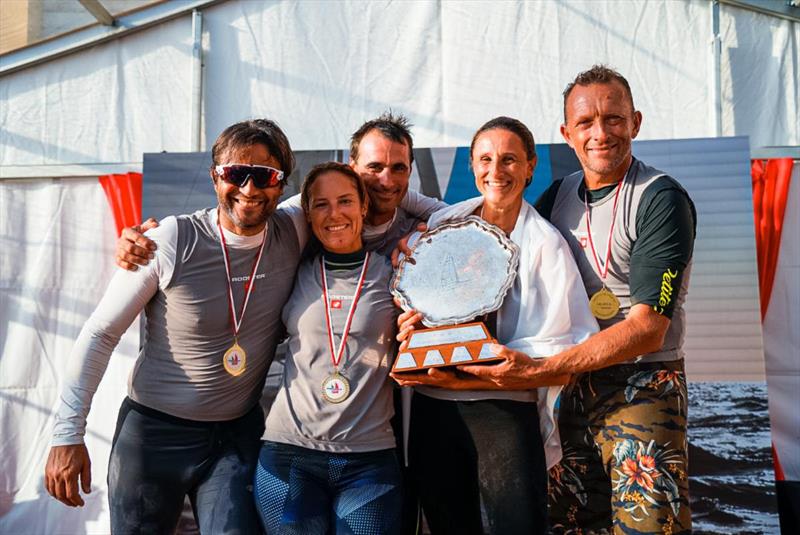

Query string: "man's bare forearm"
[[540, 304, 670, 378]]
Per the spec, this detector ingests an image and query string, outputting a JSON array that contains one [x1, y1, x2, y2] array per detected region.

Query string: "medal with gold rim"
[[223, 340, 247, 376], [584, 178, 624, 320], [589, 286, 620, 320], [320, 252, 370, 403], [322, 371, 350, 404], [218, 214, 267, 377]]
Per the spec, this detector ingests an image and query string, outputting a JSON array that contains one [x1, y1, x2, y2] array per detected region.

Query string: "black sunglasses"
[[215, 164, 285, 188]]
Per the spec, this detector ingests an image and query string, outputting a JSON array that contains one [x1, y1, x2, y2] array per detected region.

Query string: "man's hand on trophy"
[[391, 222, 427, 268], [116, 218, 159, 271], [458, 344, 572, 390]]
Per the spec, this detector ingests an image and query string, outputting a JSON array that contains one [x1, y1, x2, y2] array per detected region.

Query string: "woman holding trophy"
[[393, 117, 598, 534]]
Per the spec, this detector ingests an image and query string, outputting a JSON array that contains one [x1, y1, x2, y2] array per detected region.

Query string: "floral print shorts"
[[548, 360, 691, 535]]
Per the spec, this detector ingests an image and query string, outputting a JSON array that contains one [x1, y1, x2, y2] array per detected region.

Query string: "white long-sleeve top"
[[415, 197, 599, 468]]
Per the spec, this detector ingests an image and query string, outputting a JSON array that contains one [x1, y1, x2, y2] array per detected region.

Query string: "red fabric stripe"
[[98, 172, 143, 237], [772, 443, 786, 482], [750, 158, 794, 320], [751, 159, 793, 483]]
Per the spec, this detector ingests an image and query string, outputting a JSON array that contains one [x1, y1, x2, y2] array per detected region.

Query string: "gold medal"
[[589, 287, 620, 320], [223, 342, 247, 376], [322, 372, 350, 403]]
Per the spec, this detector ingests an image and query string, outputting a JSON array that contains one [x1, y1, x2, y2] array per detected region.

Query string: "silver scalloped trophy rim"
[[390, 215, 521, 327]]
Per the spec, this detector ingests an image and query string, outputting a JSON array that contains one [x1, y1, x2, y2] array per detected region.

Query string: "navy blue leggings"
[[254, 441, 403, 534], [108, 398, 264, 535]]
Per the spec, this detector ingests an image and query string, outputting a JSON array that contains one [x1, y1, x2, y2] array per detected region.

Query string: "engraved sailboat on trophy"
[[441, 254, 469, 289], [391, 216, 519, 372]]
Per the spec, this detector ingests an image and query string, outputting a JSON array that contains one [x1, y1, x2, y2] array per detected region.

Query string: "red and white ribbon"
[[321, 253, 370, 369], [584, 178, 624, 281], [217, 216, 267, 338]]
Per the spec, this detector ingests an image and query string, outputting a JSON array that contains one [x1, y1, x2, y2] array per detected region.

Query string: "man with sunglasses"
[[45, 119, 310, 534], [216, 162, 286, 188]]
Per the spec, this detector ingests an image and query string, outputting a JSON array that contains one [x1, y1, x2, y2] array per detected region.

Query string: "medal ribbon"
[[217, 216, 268, 339], [583, 178, 624, 281], [321, 252, 371, 370]]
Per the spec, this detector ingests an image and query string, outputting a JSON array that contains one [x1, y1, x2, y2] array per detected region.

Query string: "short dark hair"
[[562, 65, 635, 122], [469, 116, 537, 162], [349, 111, 414, 165], [210, 119, 295, 177], [300, 161, 369, 215]]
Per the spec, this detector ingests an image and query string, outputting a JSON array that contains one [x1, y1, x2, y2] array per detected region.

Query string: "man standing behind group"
[[461, 65, 696, 534], [347, 114, 444, 256]]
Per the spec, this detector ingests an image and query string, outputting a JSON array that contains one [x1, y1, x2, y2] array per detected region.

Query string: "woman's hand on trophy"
[[457, 344, 572, 390], [395, 306, 424, 351]]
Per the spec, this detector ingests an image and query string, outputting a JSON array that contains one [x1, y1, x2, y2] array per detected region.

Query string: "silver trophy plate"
[[391, 216, 520, 327]]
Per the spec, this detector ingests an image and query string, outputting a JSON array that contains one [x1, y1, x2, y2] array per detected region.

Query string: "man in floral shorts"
[[459, 65, 695, 534]]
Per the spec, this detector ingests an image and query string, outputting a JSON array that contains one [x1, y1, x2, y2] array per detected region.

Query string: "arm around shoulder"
[[115, 217, 160, 271]]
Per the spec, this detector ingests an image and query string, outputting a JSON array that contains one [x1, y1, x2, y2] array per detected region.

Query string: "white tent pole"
[[78, 0, 115, 26], [710, 0, 723, 137], [191, 9, 203, 152]]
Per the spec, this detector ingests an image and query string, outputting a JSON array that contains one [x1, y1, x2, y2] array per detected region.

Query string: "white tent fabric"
[[1, 16, 192, 167], [0, 0, 798, 533], [0, 179, 137, 534], [1, 0, 798, 171], [720, 6, 800, 147]]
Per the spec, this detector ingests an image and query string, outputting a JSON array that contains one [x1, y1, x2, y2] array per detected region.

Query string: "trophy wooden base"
[[392, 322, 503, 372]]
